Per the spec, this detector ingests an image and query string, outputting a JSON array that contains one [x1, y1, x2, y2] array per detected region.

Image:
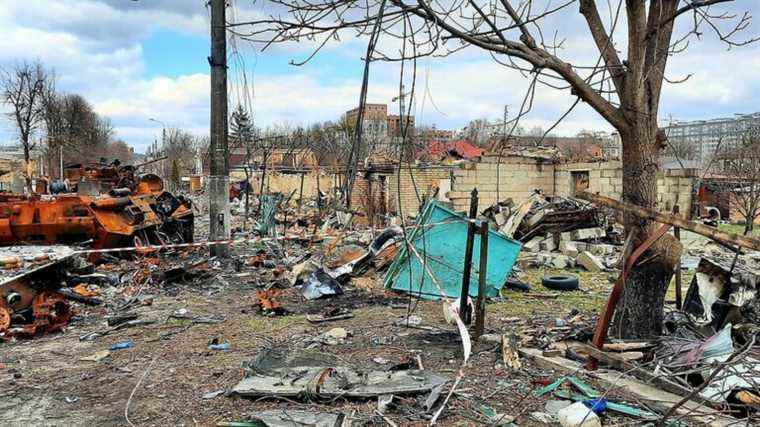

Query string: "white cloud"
[[1, 0, 760, 154]]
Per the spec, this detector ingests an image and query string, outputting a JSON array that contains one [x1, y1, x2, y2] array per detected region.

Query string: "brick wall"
[[350, 173, 391, 224]]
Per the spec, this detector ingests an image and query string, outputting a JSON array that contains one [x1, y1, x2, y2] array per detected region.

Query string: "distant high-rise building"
[[345, 103, 389, 137], [387, 114, 415, 137], [601, 132, 621, 160], [344, 103, 418, 138], [664, 113, 760, 163]]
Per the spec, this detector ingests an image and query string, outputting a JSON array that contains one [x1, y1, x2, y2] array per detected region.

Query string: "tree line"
[[1, 59, 133, 190]]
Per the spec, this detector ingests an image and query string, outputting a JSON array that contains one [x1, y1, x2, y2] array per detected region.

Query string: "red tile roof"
[[423, 139, 485, 159]]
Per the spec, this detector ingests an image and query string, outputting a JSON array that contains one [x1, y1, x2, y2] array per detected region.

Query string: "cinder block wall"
[[555, 161, 623, 199], [228, 158, 695, 220], [448, 155, 555, 212], [230, 170, 337, 201], [387, 165, 453, 217], [447, 158, 695, 218], [659, 170, 694, 216]]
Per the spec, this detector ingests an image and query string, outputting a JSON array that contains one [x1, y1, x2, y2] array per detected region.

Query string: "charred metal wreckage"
[[0, 246, 77, 340], [0, 160, 194, 340], [0, 160, 194, 253]]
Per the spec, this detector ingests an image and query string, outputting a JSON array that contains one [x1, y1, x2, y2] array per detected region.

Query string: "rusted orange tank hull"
[[0, 191, 193, 251]]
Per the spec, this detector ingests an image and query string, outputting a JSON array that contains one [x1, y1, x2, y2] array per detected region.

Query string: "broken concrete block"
[[559, 231, 573, 243], [550, 254, 572, 269], [571, 227, 606, 241], [536, 252, 554, 266], [539, 237, 556, 252], [517, 255, 540, 269], [576, 251, 605, 272], [572, 241, 588, 252], [586, 243, 616, 256], [525, 209, 548, 228], [535, 252, 572, 269], [559, 241, 579, 258], [524, 237, 542, 253]]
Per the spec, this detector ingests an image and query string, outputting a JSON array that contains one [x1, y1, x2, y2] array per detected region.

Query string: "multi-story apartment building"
[[664, 112, 760, 163], [345, 103, 389, 136]]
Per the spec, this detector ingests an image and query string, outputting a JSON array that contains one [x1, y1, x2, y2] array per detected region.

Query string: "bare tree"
[[42, 92, 114, 173], [231, 103, 256, 220], [1, 60, 51, 191], [718, 127, 760, 235], [106, 139, 135, 164], [162, 128, 199, 190], [235, 0, 758, 338], [461, 118, 492, 146]]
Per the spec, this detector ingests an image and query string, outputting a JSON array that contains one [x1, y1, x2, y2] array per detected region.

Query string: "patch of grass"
[[246, 314, 305, 332], [493, 268, 612, 317], [718, 222, 759, 236]]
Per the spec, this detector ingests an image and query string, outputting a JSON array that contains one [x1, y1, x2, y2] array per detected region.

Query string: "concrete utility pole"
[[502, 105, 508, 139], [149, 118, 167, 176], [209, 0, 230, 257]]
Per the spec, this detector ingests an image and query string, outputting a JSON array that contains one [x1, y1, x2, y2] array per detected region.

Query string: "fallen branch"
[[576, 192, 760, 251]]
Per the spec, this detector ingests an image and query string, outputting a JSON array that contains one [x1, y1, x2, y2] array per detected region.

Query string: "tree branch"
[[579, 0, 625, 96]]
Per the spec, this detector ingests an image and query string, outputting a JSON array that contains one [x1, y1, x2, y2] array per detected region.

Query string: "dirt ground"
[[1, 237, 692, 427]]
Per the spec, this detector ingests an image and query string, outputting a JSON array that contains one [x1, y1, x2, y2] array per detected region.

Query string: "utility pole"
[[209, 0, 230, 257], [502, 105, 508, 141]]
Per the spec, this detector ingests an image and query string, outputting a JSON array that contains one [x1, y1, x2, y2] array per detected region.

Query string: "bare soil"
[[1, 243, 676, 426]]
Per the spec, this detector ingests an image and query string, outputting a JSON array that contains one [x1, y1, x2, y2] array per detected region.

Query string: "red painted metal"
[[591, 223, 673, 349]]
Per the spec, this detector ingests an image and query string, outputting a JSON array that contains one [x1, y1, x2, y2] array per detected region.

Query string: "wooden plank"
[[602, 342, 654, 352], [577, 191, 760, 251], [568, 342, 695, 397]]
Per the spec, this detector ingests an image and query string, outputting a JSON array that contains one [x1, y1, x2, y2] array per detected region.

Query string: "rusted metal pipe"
[[90, 197, 131, 210]]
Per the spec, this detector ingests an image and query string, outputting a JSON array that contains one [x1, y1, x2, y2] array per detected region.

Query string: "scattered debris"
[[239, 410, 346, 427], [501, 334, 521, 370], [557, 401, 601, 427], [201, 390, 225, 400], [209, 340, 231, 351], [291, 260, 346, 300], [109, 340, 134, 351], [318, 327, 348, 345], [7, 168, 760, 427], [233, 366, 445, 399], [306, 307, 353, 323], [255, 290, 286, 315], [576, 251, 605, 272], [80, 350, 111, 362]]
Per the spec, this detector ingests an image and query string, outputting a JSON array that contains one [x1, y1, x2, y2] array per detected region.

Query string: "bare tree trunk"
[[243, 165, 250, 230], [23, 145, 32, 193], [612, 126, 682, 338], [258, 165, 266, 196]]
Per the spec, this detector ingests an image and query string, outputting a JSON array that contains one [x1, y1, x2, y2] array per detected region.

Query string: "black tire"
[[541, 275, 579, 291]]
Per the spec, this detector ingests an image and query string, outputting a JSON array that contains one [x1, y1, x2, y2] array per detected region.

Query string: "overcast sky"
[[1, 0, 759, 153]]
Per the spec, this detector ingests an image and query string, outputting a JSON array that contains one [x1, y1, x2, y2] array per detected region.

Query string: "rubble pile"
[[488, 193, 622, 271], [5, 178, 760, 426]]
